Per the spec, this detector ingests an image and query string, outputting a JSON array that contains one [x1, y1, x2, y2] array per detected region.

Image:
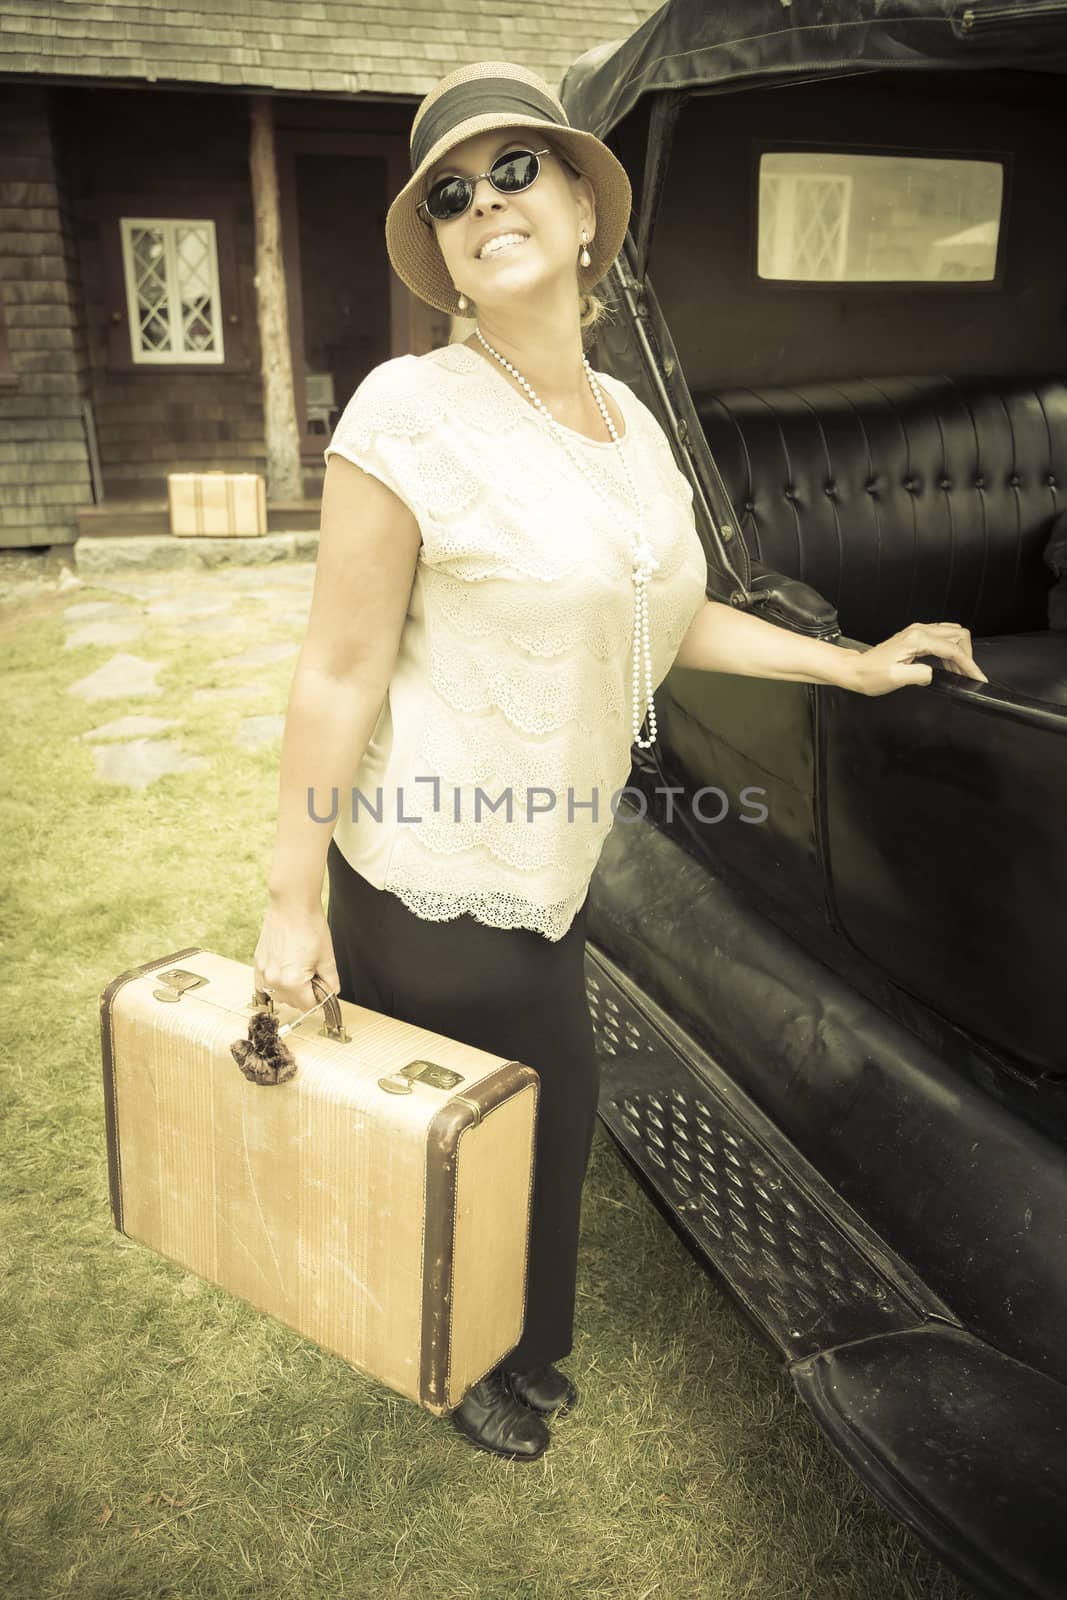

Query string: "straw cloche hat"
[[385, 60, 633, 318]]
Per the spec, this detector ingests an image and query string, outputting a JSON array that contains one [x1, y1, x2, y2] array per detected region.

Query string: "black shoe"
[[450, 1368, 551, 1461], [503, 1363, 578, 1417]]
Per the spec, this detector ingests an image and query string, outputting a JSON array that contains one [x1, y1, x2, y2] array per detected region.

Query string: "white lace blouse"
[[322, 341, 708, 942]]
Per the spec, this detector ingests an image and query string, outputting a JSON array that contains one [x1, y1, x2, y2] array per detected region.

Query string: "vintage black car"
[[559, 4, 1067, 1596]]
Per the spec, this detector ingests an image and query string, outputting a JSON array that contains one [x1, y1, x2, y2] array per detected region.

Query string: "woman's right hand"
[[253, 894, 342, 1015]]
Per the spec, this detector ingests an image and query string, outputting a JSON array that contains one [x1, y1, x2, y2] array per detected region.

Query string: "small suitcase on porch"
[[167, 472, 267, 538], [99, 946, 539, 1416]]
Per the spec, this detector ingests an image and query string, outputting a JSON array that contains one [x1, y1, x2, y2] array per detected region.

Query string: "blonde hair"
[[544, 137, 612, 348], [578, 289, 613, 351]]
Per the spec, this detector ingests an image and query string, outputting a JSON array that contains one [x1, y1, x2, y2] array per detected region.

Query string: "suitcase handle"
[[254, 974, 347, 1041]]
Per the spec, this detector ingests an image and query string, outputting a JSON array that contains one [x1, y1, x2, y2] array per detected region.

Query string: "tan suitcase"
[[168, 472, 267, 537], [99, 947, 539, 1415]]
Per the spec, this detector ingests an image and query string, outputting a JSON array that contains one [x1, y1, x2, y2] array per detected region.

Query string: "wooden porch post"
[[249, 95, 302, 502]]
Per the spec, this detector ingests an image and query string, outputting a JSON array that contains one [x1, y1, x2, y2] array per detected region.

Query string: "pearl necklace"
[[473, 327, 660, 750]]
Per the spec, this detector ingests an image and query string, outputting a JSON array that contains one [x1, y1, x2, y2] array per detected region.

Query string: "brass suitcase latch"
[[378, 1059, 464, 1095]]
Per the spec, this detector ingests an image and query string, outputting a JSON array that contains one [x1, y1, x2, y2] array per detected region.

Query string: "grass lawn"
[[0, 565, 977, 1600]]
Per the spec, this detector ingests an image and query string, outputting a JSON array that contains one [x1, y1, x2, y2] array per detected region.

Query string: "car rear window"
[[756, 150, 1005, 283]]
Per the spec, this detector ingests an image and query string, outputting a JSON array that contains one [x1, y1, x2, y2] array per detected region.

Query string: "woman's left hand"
[[850, 621, 989, 696]]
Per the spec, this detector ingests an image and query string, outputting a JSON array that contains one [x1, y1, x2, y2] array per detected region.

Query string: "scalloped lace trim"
[[390, 888, 579, 943], [415, 699, 627, 790], [427, 634, 626, 737], [431, 575, 619, 658], [391, 790, 613, 874], [381, 872, 588, 943]]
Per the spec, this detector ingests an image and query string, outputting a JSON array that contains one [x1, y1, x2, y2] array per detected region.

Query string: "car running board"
[[584, 945, 1067, 1600]]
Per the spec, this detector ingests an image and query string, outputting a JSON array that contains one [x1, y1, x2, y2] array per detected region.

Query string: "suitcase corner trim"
[[420, 1061, 540, 1412], [99, 946, 205, 1235]]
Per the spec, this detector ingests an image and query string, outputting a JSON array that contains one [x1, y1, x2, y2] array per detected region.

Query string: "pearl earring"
[[456, 289, 468, 313], [579, 231, 592, 269]]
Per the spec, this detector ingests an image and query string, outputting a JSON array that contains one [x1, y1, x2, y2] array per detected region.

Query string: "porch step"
[[76, 499, 322, 539], [74, 530, 319, 575], [77, 502, 170, 539]]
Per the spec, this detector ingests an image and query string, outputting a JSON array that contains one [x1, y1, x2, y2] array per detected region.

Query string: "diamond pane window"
[[760, 171, 850, 280], [120, 218, 225, 363], [758, 153, 1004, 282]]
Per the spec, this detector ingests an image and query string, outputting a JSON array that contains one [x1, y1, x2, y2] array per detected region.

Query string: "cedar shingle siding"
[[0, 84, 94, 546], [0, 1, 655, 98]]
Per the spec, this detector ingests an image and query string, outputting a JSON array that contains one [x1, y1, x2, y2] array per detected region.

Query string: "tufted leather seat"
[[665, 374, 1067, 1073], [693, 373, 1067, 705]]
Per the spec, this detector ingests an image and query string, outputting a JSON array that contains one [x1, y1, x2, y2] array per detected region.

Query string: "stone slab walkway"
[[47, 560, 317, 790]]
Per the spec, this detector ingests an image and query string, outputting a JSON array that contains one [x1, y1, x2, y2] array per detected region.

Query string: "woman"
[[252, 60, 988, 1465]]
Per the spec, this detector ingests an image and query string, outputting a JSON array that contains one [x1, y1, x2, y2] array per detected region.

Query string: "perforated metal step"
[[584, 944, 959, 1363]]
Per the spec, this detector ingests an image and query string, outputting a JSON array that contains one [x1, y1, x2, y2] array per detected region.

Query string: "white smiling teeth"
[[479, 233, 527, 259]]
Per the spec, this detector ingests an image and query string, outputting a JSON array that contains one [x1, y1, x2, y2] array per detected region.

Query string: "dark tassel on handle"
[[231, 1007, 297, 1086]]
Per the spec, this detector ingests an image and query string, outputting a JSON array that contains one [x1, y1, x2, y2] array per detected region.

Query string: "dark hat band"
[[410, 78, 568, 174]]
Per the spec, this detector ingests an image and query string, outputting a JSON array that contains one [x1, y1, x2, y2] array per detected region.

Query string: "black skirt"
[[325, 837, 600, 1371]]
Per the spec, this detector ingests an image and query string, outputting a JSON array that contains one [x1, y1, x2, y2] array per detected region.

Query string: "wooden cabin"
[[0, 0, 655, 549]]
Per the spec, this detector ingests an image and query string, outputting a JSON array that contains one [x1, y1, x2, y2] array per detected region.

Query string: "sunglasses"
[[417, 148, 553, 225]]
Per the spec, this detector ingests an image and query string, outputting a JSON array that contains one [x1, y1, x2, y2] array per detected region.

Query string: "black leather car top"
[[561, 0, 1067, 140]]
